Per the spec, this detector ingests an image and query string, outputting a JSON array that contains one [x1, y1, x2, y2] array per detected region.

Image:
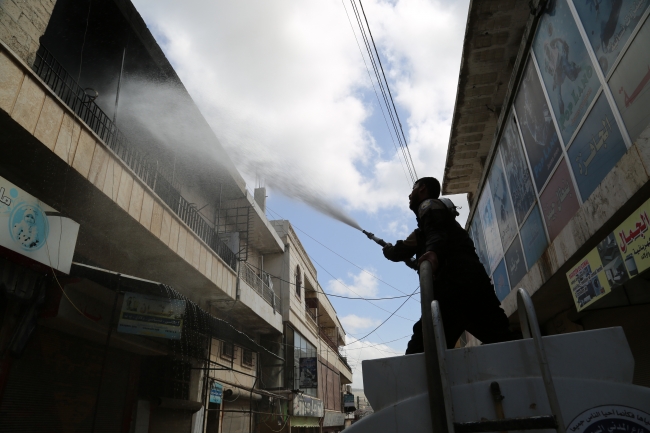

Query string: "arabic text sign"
[[614, 199, 650, 277], [567, 248, 611, 311], [0, 176, 79, 274], [566, 405, 650, 433], [292, 394, 324, 417], [117, 292, 186, 340], [210, 382, 223, 404], [539, 160, 580, 241]]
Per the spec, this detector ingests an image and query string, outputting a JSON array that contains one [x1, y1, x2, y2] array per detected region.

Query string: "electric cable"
[[352, 285, 419, 343]]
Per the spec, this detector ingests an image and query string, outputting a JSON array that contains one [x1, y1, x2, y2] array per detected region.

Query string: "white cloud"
[[327, 268, 379, 298], [131, 0, 470, 218], [343, 335, 404, 388], [340, 314, 381, 334]]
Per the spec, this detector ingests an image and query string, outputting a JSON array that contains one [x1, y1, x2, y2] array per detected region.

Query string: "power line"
[[343, 333, 410, 350], [353, 285, 419, 342]]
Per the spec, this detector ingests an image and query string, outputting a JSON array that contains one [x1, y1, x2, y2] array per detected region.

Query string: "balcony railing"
[[319, 327, 340, 354], [32, 45, 238, 271], [242, 262, 281, 311]]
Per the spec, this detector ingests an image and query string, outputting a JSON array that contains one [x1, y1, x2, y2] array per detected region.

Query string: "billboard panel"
[[505, 235, 527, 289], [614, 198, 650, 276], [539, 159, 581, 241], [500, 117, 536, 225], [470, 216, 490, 275], [567, 93, 627, 200], [533, 0, 600, 143], [573, 0, 650, 75], [515, 58, 563, 191], [478, 185, 504, 272], [608, 16, 650, 142], [117, 292, 186, 340], [492, 259, 511, 302], [520, 205, 548, 267], [488, 154, 518, 249], [566, 248, 610, 311]]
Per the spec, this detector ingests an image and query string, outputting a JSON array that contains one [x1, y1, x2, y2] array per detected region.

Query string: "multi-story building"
[[442, 0, 650, 385], [0, 0, 351, 432]]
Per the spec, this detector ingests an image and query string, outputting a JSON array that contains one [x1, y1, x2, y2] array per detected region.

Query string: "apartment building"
[[442, 0, 650, 385]]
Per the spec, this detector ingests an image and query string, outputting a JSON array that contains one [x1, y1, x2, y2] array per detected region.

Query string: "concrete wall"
[[0, 0, 55, 66]]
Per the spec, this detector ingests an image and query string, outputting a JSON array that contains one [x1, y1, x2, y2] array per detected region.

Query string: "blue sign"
[[505, 235, 528, 289], [515, 58, 563, 191], [520, 205, 548, 268], [533, 0, 600, 143], [500, 117, 536, 225], [489, 153, 518, 249], [210, 382, 223, 404], [492, 259, 511, 302], [567, 93, 627, 200], [9, 203, 49, 251], [573, 0, 650, 75], [470, 216, 490, 275], [479, 187, 504, 272]]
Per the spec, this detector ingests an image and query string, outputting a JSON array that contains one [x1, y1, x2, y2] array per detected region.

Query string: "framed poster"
[[539, 159, 581, 241], [492, 259, 511, 302], [514, 58, 563, 191], [567, 93, 627, 200], [478, 185, 504, 272], [566, 248, 610, 310], [488, 155, 518, 249], [533, 0, 601, 143], [299, 357, 318, 388], [500, 117, 536, 225], [470, 216, 491, 275], [608, 16, 650, 142], [520, 204, 548, 268], [573, 0, 650, 76], [505, 235, 527, 289]]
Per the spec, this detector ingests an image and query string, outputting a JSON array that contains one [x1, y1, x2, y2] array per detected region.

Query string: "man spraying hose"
[[381, 177, 514, 354]]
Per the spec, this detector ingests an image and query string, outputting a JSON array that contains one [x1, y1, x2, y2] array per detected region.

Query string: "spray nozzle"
[[362, 229, 387, 247]]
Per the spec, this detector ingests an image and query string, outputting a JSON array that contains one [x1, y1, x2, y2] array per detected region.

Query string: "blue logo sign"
[[9, 203, 49, 251]]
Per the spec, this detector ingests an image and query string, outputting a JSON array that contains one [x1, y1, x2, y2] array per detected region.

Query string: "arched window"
[[295, 265, 302, 298]]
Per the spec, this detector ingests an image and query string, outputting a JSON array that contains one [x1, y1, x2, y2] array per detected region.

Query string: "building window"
[[242, 349, 254, 367], [221, 341, 235, 360], [295, 265, 302, 298]]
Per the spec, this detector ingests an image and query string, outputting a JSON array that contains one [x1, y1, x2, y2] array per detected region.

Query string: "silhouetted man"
[[383, 177, 513, 354]]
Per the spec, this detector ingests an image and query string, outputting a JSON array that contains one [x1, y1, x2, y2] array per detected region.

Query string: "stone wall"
[[0, 0, 56, 66]]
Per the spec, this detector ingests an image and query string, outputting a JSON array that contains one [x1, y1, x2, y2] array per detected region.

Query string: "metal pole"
[[112, 47, 126, 126], [419, 261, 448, 433]]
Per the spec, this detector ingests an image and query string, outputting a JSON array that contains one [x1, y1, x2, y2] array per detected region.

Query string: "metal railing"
[[242, 262, 281, 311], [32, 45, 238, 271], [319, 327, 339, 354]]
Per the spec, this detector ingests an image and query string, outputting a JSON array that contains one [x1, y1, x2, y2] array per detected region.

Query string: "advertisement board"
[[500, 117, 536, 225], [210, 382, 223, 404], [539, 159, 581, 241], [608, 16, 650, 142], [520, 205, 548, 268], [514, 58, 563, 191], [489, 155, 518, 249], [292, 394, 324, 417], [567, 93, 627, 200], [505, 235, 527, 289], [299, 357, 318, 389], [573, 0, 650, 75], [470, 216, 490, 275], [613, 198, 650, 276], [567, 246, 611, 310], [533, 0, 600, 143], [492, 259, 511, 302], [478, 185, 504, 272], [0, 176, 79, 274], [117, 292, 186, 340], [343, 394, 355, 408]]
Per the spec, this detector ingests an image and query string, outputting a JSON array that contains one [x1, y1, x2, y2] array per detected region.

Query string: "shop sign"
[[117, 292, 186, 339], [566, 196, 650, 311], [343, 394, 355, 408], [292, 394, 324, 417], [0, 176, 79, 274], [209, 382, 223, 404], [299, 357, 318, 388], [322, 411, 345, 427]]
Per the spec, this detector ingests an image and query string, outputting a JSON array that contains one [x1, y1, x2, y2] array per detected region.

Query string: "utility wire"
[[353, 285, 419, 343]]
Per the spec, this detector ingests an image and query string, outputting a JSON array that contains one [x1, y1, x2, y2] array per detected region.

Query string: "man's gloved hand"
[[418, 251, 439, 273], [382, 243, 394, 260]]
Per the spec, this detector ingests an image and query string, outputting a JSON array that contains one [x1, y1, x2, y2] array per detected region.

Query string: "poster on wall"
[[608, 16, 650, 143], [597, 232, 630, 287], [567, 93, 627, 200], [209, 382, 223, 404], [505, 235, 527, 289], [299, 357, 318, 388], [117, 292, 186, 340], [573, 0, 650, 76], [470, 216, 491, 275], [539, 159, 581, 241], [478, 185, 504, 272], [488, 155, 518, 249], [533, 0, 601, 143], [492, 259, 511, 302], [566, 246, 611, 310], [0, 176, 80, 274], [514, 58, 563, 191], [614, 198, 650, 276], [500, 117, 536, 225], [520, 205, 548, 268]]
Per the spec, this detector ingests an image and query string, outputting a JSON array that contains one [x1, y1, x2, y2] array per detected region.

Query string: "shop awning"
[[70, 262, 283, 360], [291, 416, 321, 427]]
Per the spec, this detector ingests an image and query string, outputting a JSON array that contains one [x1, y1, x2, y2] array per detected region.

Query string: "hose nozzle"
[[362, 230, 387, 247]]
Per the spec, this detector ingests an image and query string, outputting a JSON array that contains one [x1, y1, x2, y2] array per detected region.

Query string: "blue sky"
[[133, 0, 471, 388]]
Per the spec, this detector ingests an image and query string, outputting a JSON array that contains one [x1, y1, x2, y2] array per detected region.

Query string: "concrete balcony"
[[0, 40, 282, 334]]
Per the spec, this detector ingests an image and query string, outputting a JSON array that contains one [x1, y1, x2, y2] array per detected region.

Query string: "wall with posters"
[[467, 0, 650, 302]]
